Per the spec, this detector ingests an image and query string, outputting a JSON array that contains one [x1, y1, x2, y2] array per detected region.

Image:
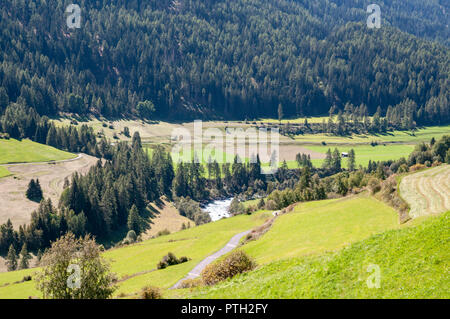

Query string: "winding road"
[[171, 230, 251, 289]]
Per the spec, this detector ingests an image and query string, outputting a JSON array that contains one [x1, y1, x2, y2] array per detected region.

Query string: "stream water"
[[202, 198, 233, 221]]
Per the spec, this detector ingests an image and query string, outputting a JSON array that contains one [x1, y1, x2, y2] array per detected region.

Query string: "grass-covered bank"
[[178, 211, 449, 299], [0, 139, 76, 164], [0, 211, 272, 299]]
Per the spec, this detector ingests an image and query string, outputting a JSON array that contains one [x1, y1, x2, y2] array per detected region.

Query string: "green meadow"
[[241, 194, 401, 265], [293, 125, 450, 144], [0, 167, 11, 178], [306, 144, 415, 168], [0, 211, 272, 299], [0, 139, 76, 164], [180, 211, 449, 299]]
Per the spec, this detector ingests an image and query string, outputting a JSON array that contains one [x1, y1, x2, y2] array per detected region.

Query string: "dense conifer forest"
[[0, 0, 448, 121]]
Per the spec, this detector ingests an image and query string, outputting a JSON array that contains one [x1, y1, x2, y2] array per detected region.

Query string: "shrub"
[[174, 197, 211, 225], [410, 163, 426, 172], [179, 278, 203, 289], [156, 229, 170, 237], [157, 252, 190, 269], [140, 286, 162, 299], [125, 230, 137, 243], [367, 177, 381, 194], [264, 199, 278, 210], [201, 251, 256, 286], [398, 164, 409, 173]]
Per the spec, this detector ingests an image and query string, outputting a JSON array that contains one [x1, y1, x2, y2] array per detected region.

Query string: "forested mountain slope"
[[0, 0, 448, 120]]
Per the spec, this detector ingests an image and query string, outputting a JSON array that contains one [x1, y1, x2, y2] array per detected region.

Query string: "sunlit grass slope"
[[306, 144, 415, 168], [0, 167, 11, 178], [183, 211, 449, 299], [0, 139, 76, 164], [0, 211, 272, 299], [242, 194, 400, 264]]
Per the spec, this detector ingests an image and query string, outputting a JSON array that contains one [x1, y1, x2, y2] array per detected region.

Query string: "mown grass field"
[[400, 165, 450, 219], [178, 211, 449, 299], [0, 167, 11, 178], [0, 211, 272, 299], [259, 116, 344, 124], [292, 125, 450, 144], [0, 139, 76, 164], [305, 144, 415, 168]]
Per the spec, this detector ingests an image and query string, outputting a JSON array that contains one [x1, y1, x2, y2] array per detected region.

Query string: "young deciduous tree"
[[35, 233, 116, 299]]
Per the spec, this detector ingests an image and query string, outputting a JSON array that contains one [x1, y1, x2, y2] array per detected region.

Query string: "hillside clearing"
[[0, 153, 98, 227], [0, 139, 76, 164], [400, 165, 450, 219], [142, 199, 193, 239]]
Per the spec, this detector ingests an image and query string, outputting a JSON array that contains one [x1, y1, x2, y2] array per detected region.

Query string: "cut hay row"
[[400, 165, 450, 218]]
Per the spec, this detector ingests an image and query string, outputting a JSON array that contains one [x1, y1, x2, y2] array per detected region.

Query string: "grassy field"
[[0, 211, 272, 299], [259, 116, 344, 124], [0, 167, 11, 178], [179, 211, 449, 299], [0, 139, 76, 164], [241, 194, 401, 265], [399, 165, 450, 219], [304, 144, 415, 168], [293, 125, 450, 144]]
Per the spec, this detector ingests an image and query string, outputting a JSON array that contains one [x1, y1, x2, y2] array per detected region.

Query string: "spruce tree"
[[127, 205, 141, 234], [6, 244, 17, 271], [19, 243, 31, 269], [348, 149, 356, 171]]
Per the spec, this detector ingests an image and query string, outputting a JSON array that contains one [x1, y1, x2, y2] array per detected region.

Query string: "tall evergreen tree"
[[6, 244, 17, 271]]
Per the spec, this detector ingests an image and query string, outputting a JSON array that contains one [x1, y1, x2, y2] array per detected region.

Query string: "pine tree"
[[26, 179, 43, 202], [278, 103, 283, 122], [348, 149, 356, 171], [323, 149, 332, 169], [6, 244, 17, 271], [19, 243, 31, 269], [331, 148, 342, 172], [127, 205, 141, 234]]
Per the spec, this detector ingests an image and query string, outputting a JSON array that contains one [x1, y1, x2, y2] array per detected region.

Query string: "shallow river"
[[202, 198, 233, 221]]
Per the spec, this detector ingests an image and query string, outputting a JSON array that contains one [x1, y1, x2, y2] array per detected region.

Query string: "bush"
[[179, 278, 203, 289], [125, 230, 137, 243], [140, 286, 162, 299], [156, 229, 171, 237], [410, 163, 426, 172], [367, 177, 381, 194], [157, 252, 190, 269], [201, 251, 256, 286], [174, 197, 211, 225], [264, 199, 278, 210]]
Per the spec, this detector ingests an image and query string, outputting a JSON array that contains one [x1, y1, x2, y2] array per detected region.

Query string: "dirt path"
[[171, 230, 251, 289], [0, 153, 98, 227]]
